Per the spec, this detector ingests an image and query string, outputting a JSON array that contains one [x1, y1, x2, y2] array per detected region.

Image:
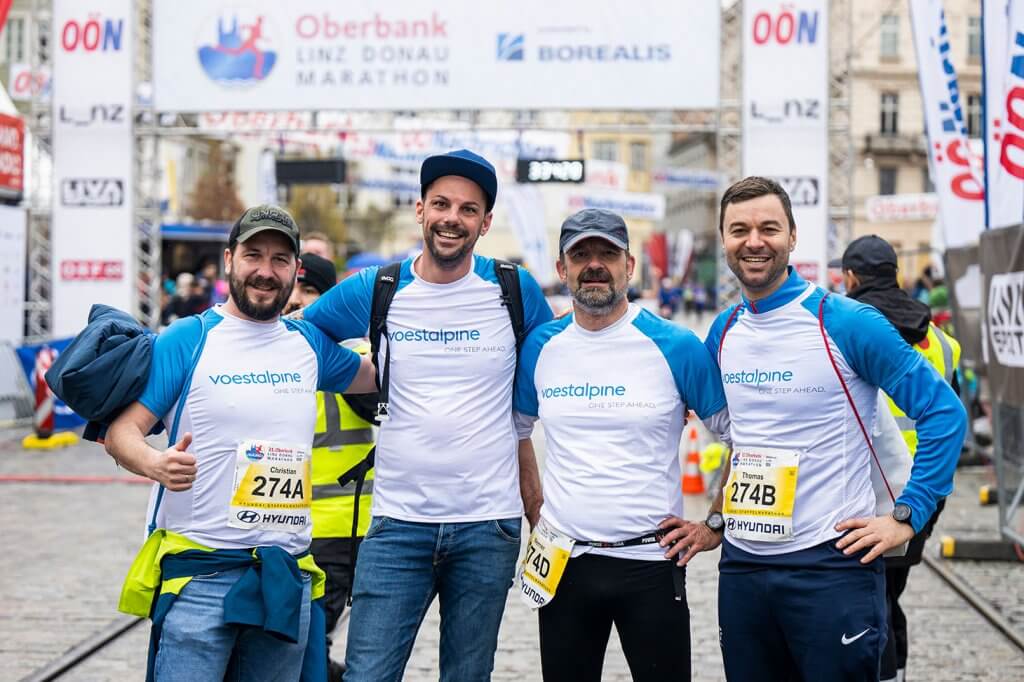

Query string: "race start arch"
[[23, 0, 853, 340]]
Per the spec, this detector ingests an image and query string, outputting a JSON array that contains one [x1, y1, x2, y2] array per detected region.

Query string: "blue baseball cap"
[[420, 149, 498, 211]]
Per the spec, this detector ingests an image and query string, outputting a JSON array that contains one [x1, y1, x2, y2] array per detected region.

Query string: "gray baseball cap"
[[559, 208, 629, 254]]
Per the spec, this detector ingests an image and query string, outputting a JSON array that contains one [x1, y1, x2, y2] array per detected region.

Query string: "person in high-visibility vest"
[[837, 235, 962, 682], [288, 252, 378, 682]]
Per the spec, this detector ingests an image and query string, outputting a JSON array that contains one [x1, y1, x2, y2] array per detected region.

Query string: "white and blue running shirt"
[[138, 306, 362, 554], [513, 304, 729, 560], [303, 255, 552, 522], [706, 268, 966, 557]]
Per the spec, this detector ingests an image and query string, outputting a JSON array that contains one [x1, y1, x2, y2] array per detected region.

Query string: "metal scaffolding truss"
[[715, 0, 744, 309], [24, 0, 51, 342], [134, 0, 161, 330]]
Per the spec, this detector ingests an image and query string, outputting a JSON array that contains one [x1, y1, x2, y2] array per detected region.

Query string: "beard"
[[726, 249, 789, 293], [228, 270, 294, 321], [572, 267, 626, 316], [424, 221, 479, 270]]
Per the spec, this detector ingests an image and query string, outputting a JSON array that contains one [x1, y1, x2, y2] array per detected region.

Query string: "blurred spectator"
[[196, 260, 224, 306], [161, 272, 211, 325], [911, 265, 934, 304], [301, 231, 336, 262], [658, 276, 682, 319]]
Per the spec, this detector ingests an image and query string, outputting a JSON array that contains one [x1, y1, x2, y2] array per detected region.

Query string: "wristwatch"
[[892, 503, 913, 526], [705, 511, 725, 533]]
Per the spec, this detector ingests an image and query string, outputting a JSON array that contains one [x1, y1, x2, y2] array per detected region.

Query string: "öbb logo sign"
[[61, 14, 124, 52], [751, 6, 820, 45]]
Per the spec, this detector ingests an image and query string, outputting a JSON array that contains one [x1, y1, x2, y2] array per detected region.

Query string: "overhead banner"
[[152, 0, 720, 111], [982, 0, 1022, 229], [52, 0, 134, 336], [742, 0, 829, 285], [910, 0, 985, 248]]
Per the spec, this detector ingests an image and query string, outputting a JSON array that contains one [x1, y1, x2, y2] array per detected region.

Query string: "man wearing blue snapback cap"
[[296, 149, 553, 680]]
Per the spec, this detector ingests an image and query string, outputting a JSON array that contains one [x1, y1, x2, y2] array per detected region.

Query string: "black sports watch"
[[705, 511, 725, 533], [892, 504, 913, 526]]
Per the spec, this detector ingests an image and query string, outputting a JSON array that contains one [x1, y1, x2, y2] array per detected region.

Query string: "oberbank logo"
[[197, 9, 277, 86], [497, 33, 525, 61]]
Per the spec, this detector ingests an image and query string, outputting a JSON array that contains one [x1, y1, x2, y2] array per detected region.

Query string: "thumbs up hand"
[[147, 432, 198, 491]]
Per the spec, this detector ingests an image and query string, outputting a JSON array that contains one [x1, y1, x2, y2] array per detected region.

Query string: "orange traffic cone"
[[681, 426, 704, 494]]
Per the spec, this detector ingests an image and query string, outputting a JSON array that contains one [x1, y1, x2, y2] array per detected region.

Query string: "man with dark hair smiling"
[[296, 150, 553, 680], [105, 205, 376, 682], [697, 177, 966, 681], [513, 208, 730, 681]]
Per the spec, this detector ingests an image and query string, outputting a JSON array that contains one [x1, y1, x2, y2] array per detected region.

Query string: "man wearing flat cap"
[[513, 208, 731, 680], [296, 150, 553, 680]]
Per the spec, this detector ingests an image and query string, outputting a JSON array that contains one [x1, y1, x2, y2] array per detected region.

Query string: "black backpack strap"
[[494, 259, 527, 351], [369, 262, 402, 421], [338, 445, 375, 603]]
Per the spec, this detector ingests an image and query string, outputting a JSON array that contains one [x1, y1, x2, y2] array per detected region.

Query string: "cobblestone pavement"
[[1, 424, 1022, 681]]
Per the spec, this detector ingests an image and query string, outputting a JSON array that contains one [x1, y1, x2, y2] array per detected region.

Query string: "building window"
[[922, 167, 935, 193], [880, 14, 899, 59], [513, 110, 538, 126], [37, 19, 50, 64], [880, 92, 899, 135], [879, 167, 898, 196], [967, 93, 983, 138], [629, 142, 647, 172], [4, 16, 25, 63], [968, 16, 982, 59], [592, 140, 617, 162]]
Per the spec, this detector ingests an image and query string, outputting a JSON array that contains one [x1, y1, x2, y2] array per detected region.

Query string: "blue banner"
[[16, 338, 86, 430]]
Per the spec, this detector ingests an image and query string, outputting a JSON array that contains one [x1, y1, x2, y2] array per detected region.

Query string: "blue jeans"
[[343, 516, 522, 682], [154, 567, 312, 682]]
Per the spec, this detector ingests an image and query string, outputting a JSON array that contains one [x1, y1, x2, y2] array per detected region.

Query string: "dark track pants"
[[719, 553, 886, 681], [538, 553, 690, 682]]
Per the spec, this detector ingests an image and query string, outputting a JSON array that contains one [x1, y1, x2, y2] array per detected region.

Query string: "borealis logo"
[[197, 10, 277, 86], [497, 33, 525, 61]]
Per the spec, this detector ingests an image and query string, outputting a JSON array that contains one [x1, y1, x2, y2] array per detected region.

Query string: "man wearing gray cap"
[[297, 150, 553, 680], [513, 208, 731, 681]]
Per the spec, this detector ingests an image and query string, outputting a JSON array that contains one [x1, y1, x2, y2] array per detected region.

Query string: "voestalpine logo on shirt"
[[208, 371, 309, 394], [722, 368, 794, 386], [722, 368, 824, 395], [387, 327, 506, 354], [387, 328, 481, 344], [541, 382, 655, 409]]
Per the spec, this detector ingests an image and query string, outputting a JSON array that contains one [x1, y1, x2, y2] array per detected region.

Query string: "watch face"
[[706, 512, 725, 531], [893, 504, 912, 523]]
